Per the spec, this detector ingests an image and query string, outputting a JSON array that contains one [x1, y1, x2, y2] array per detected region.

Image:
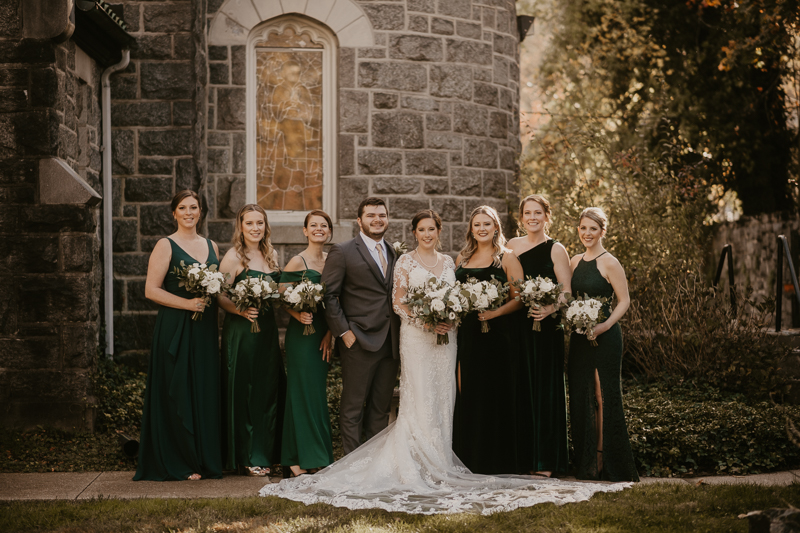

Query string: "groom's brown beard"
[[358, 219, 387, 239]]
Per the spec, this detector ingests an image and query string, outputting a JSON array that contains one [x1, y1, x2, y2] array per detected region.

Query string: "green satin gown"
[[568, 254, 639, 482], [453, 261, 520, 474], [134, 238, 223, 481], [280, 268, 334, 470], [221, 269, 285, 471], [517, 239, 569, 475]]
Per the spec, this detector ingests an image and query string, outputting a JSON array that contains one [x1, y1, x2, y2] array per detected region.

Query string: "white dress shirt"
[[360, 232, 388, 277]]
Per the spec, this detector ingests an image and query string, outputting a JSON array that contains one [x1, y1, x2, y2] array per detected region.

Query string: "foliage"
[[91, 356, 146, 435], [625, 380, 800, 477], [327, 359, 344, 461]]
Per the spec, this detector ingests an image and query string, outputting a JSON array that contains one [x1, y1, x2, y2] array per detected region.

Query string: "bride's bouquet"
[[461, 276, 509, 333], [282, 276, 326, 335], [563, 294, 608, 346], [404, 269, 469, 345], [172, 260, 228, 321], [228, 275, 280, 333], [513, 276, 564, 331]]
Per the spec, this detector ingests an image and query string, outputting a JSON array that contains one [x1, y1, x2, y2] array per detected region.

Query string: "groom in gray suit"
[[322, 197, 401, 454]]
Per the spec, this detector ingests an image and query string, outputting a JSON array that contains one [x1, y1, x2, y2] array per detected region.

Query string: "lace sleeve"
[[392, 254, 427, 329]]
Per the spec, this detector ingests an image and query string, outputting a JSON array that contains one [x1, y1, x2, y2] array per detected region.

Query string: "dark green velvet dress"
[[221, 269, 285, 471], [568, 254, 639, 482], [134, 238, 223, 481], [516, 239, 569, 475], [280, 268, 334, 470], [453, 261, 520, 474]]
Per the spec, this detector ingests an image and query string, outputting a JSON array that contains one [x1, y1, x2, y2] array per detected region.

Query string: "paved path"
[[1, 471, 797, 501]]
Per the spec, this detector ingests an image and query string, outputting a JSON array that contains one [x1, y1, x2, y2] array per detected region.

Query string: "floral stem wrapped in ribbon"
[[282, 276, 326, 335], [461, 275, 509, 333], [563, 294, 608, 347], [513, 275, 564, 331], [172, 260, 228, 321], [228, 275, 280, 333], [404, 272, 468, 345]]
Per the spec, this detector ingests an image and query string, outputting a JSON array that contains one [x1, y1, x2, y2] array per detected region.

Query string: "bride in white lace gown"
[[260, 211, 630, 515]]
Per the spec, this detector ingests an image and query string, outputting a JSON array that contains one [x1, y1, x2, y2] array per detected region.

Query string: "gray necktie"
[[375, 242, 388, 276]]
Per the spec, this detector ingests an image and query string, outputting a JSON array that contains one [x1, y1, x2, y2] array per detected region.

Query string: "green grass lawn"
[[2, 483, 799, 532]]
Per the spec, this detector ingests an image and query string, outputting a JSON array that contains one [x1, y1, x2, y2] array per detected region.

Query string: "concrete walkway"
[[1, 470, 797, 501]]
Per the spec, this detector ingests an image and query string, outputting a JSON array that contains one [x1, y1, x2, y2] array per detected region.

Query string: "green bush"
[[625, 380, 800, 477], [326, 359, 344, 460], [91, 357, 146, 434]]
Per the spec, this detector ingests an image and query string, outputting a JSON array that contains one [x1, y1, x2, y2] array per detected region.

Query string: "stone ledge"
[[39, 158, 101, 206]]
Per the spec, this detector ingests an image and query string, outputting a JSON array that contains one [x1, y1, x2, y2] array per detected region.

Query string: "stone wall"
[[712, 213, 800, 329], [0, 2, 103, 430]]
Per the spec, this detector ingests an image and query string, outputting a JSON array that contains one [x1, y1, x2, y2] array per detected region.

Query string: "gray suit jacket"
[[322, 235, 401, 359]]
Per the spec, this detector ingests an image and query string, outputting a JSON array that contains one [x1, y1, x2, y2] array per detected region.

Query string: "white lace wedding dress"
[[260, 253, 630, 515]]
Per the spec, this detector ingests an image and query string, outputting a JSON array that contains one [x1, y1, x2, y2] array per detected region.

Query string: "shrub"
[[624, 380, 800, 477], [91, 357, 146, 434], [327, 359, 344, 460]]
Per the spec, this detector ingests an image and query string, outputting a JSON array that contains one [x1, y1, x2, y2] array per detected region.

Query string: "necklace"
[[415, 250, 439, 270]]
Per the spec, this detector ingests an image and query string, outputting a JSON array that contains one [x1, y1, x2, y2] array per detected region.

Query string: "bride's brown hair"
[[459, 205, 508, 267], [231, 204, 279, 272], [411, 210, 443, 249]]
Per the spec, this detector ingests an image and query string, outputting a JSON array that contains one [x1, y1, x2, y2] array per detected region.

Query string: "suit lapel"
[[355, 236, 386, 286]]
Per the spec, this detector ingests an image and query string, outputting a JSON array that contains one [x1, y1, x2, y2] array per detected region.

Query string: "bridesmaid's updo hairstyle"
[[460, 205, 508, 267], [411, 209, 443, 249], [519, 194, 552, 234], [304, 209, 334, 243], [171, 190, 202, 218], [232, 204, 279, 272], [578, 207, 608, 233]]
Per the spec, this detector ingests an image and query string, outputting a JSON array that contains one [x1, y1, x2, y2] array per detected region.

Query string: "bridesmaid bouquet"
[[513, 276, 564, 331], [172, 261, 228, 321], [228, 276, 280, 333], [282, 277, 326, 335], [564, 294, 608, 346], [461, 276, 509, 333], [404, 274, 469, 345]]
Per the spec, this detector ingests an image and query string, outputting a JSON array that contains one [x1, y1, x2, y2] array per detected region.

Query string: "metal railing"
[[713, 243, 737, 314], [775, 235, 800, 331]]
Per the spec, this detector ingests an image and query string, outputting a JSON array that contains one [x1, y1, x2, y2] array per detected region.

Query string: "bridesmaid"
[[280, 209, 335, 477], [135, 190, 223, 481], [453, 205, 524, 474], [218, 204, 285, 477], [507, 195, 571, 477], [568, 207, 639, 482]]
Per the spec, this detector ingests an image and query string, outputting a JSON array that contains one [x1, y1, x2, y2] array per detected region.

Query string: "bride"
[[260, 209, 630, 515]]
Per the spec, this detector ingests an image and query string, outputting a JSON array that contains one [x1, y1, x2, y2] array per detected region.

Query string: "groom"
[[322, 197, 401, 454]]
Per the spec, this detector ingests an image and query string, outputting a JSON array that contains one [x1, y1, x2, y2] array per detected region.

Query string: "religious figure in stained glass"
[[255, 27, 323, 211]]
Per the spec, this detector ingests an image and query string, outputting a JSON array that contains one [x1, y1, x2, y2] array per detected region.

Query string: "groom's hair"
[[357, 197, 388, 219]]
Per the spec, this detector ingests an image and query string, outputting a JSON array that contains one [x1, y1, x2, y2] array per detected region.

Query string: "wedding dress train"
[[259, 254, 630, 515]]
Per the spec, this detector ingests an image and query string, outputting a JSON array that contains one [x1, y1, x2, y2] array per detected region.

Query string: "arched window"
[[246, 17, 337, 222]]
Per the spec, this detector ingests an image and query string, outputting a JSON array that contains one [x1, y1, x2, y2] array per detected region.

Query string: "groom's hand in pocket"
[[342, 330, 356, 349]]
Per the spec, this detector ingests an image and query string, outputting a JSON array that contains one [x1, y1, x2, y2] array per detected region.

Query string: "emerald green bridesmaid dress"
[[280, 266, 334, 470], [221, 269, 285, 471], [134, 238, 223, 481], [453, 261, 520, 474], [568, 253, 639, 482], [516, 239, 569, 475]]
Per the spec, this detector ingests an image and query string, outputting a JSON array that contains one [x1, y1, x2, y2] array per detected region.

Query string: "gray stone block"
[[390, 197, 430, 220], [62, 324, 97, 369], [122, 205, 136, 218], [489, 111, 508, 138], [359, 62, 427, 92], [111, 102, 171, 127], [495, 7, 511, 33], [389, 35, 443, 62], [174, 34, 193, 60], [5, 235, 59, 274], [232, 133, 245, 174], [423, 178, 449, 195], [373, 92, 398, 109], [408, 0, 435, 13], [401, 96, 439, 112], [358, 150, 403, 175], [432, 198, 464, 221], [131, 34, 171, 60], [437, 0, 472, 18], [456, 20, 482, 39], [499, 147, 516, 170], [0, 68, 28, 87], [426, 113, 451, 131], [465, 196, 508, 215], [481, 7, 495, 29], [0, 337, 60, 371], [474, 82, 498, 106], [463, 139, 498, 168], [493, 33, 515, 57], [408, 15, 429, 33], [338, 178, 369, 219], [209, 62, 229, 85], [208, 132, 230, 147], [362, 4, 405, 30], [208, 148, 230, 174], [125, 177, 173, 202], [474, 67, 492, 82], [509, 60, 520, 82], [112, 129, 134, 174], [231, 45, 245, 86], [216, 176, 245, 218], [372, 112, 424, 149], [373, 177, 421, 195], [482, 170, 507, 196], [216, 87, 245, 130], [453, 103, 487, 136], [127, 280, 157, 311], [431, 18, 455, 35], [176, 158, 201, 191], [429, 64, 472, 100], [18, 275, 93, 323], [140, 62, 193, 100], [111, 75, 137, 100], [406, 151, 447, 176], [209, 45, 228, 60], [114, 253, 149, 276], [140, 204, 175, 235], [139, 129, 193, 157], [493, 56, 509, 86], [426, 132, 462, 150], [28, 68, 57, 108], [339, 134, 355, 175], [143, 3, 192, 32], [451, 168, 481, 195], [207, 221, 233, 245], [446, 39, 492, 65], [340, 90, 369, 133], [113, 218, 138, 253], [172, 101, 193, 126], [339, 48, 355, 89], [138, 158, 174, 176], [358, 47, 386, 59], [114, 314, 157, 352], [499, 87, 514, 112]]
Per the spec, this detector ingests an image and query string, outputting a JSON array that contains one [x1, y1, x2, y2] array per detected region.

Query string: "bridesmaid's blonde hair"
[[232, 204, 279, 272], [578, 207, 608, 231], [459, 205, 508, 267], [518, 194, 552, 234]]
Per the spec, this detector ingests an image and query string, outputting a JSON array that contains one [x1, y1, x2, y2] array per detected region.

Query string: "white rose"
[[431, 299, 445, 312], [587, 308, 599, 320], [314, 284, 323, 292], [451, 303, 462, 313], [207, 280, 221, 294], [251, 284, 262, 296], [448, 312, 456, 320], [486, 286, 498, 300], [200, 278, 210, 286], [523, 284, 535, 294], [286, 291, 301, 304], [539, 280, 555, 292], [408, 268, 429, 289], [314, 295, 322, 301], [476, 295, 489, 309], [262, 283, 273, 294], [188, 267, 200, 276], [199, 263, 207, 269]]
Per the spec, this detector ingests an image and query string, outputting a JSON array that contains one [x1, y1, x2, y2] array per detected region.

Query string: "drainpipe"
[[101, 49, 130, 358]]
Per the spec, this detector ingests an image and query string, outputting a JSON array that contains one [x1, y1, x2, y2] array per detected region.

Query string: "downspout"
[[101, 49, 130, 358]]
